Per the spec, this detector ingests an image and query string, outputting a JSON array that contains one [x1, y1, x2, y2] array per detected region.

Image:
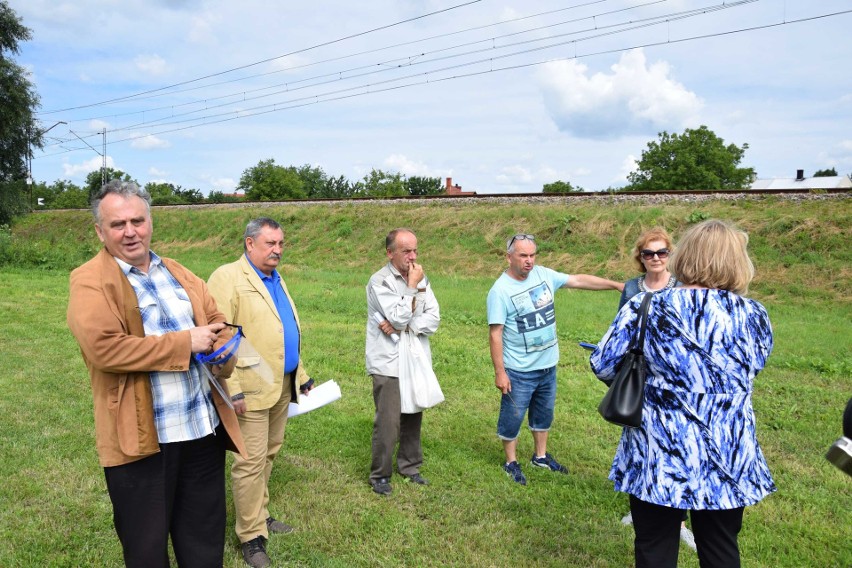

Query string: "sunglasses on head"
[[640, 248, 670, 260], [507, 233, 535, 250]]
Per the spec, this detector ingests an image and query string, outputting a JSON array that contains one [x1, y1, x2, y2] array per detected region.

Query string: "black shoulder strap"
[[632, 292, 654, 351]]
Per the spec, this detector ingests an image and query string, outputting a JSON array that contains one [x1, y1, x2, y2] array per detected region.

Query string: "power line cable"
[[43, 0, 753, 143], [38, 8, 851, 158], [39, 0, 624, 113], [38, 0, 484, 114], [57, 0, 672, 125]]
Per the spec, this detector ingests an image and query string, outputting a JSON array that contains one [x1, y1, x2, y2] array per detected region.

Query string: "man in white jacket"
[[366, 228, 440, 496]]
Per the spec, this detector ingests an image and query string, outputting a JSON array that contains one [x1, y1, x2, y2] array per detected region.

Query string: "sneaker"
[[370, 477, 392, 495], [241, 536, 271, 568], [530, 452, 569, 474], [266, 516, 294, 534], [680, 525, 697, 551], [403, 473, 429, 485], [503, 461, 527, 485]]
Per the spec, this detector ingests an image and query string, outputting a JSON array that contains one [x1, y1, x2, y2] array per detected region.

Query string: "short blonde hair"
[[670, 219, 754, 295], [632, 227, 674, 272]]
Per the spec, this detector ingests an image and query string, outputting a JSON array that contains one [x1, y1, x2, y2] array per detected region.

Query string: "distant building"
[[445, 177, 476, 196], [751, 169, 852, 190]]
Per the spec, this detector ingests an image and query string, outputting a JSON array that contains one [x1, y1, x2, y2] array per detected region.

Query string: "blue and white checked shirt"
[[117, 252, 219, 443]]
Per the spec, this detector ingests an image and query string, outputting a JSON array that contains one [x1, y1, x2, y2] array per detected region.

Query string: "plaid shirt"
[[118, 252, 219, 443]]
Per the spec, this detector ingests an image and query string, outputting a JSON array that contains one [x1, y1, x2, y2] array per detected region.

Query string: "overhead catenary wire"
[[35, 5, 852, 160], [38, 0, 639, 113], [52, 0, 675, 126], [86, 0, 755, 136], [37, 0, 485, 114], [39, 0, 753, 148]]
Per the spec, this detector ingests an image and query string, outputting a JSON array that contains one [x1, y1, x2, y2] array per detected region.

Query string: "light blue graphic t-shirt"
[[486, 265, 569, 371]]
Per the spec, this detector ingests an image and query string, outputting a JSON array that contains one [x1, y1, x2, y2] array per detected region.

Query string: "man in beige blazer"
[[67, 180, 246, 568], [208, 217, 313, 568]]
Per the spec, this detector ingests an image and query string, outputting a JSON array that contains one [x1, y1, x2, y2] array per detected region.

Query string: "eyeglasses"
[[640, 248, 670, 260], [507, 233, 535, 250]]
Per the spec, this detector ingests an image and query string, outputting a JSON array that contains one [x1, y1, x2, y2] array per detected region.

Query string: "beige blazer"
[[207, 255, 310, 411], [67, 248, 247, 467]]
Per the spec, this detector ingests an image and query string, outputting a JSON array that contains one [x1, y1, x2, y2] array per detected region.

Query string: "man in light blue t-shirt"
[[487, 233, 623, 485]]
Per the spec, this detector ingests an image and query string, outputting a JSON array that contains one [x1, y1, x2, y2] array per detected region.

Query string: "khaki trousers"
[[232, 388, 291, 543], [370, 374, 423, 482]]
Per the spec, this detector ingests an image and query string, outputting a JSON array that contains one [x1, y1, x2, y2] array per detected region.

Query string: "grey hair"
[[244, 217, 282, 251], [385, 228, 415, 251], [506, 233, 536, 254], [91, 180, 151, 224]]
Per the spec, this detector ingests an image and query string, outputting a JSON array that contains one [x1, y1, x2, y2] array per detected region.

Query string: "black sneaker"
[[403, 473, 429, 485], [503, 461, 527, 485], [370, 477, 392, 495], [241, 536, 271, 568], [266, 516, 294, 534], [531, 452, 569, 474]]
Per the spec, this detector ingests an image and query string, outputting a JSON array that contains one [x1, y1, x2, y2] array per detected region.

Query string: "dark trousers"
[[630, 495, 744, 568], [103, 431, 226, 568], [370, 374, 423, 481]]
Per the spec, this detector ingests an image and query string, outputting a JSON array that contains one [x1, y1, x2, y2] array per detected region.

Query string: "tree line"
[[25, 163, 445, 210], [2, 1, 849, 224]]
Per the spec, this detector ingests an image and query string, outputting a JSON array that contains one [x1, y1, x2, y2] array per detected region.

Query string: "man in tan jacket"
[[208, 217, 313, 568], [67, 180, 246, 568]]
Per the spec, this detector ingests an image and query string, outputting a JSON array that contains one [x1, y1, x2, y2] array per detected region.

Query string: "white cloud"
[[383, 154, 439, 177], [62, 156, 116, 179], [134, 54, 167, 76], [495, 165, 533, 186], [615, 154, 639, 184], [199, 175, 237, 193], [536, 48, 703, 139], [149, 166, 168, 177], [131, 135, 171, 150]]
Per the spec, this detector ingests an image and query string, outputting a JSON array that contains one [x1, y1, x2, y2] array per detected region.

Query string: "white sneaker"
[[621, 512, 633, 526], [680, 526, 696, 551]]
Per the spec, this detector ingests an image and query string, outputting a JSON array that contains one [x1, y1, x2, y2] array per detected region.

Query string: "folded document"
[[288, 380, 342, 418]]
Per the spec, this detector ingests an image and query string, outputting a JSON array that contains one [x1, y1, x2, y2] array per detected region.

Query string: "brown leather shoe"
[[241, 536, 271, 568], [266, 516, 295, 534]]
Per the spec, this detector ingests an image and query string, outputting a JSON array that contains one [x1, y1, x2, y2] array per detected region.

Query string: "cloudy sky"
[[10, 0, 852, 194]]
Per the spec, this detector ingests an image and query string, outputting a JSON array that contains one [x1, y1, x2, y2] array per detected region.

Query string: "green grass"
[[1, 196, 850, 567]]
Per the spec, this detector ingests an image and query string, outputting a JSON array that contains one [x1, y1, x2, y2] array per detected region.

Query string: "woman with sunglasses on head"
[[618, 227, 680, 310], [591, 220, 776, 568]]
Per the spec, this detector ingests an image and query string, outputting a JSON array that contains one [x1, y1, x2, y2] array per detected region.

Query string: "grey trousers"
[[370, 374, 423, 482]]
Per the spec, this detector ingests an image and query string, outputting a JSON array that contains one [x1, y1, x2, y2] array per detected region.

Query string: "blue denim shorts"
[[497, 366, 557, 440]]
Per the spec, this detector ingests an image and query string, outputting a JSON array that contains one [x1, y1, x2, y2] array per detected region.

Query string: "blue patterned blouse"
[[590, 288, 777, 510]]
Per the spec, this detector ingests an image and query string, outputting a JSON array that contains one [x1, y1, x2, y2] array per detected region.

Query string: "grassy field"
[[0, 195, 850, 567]]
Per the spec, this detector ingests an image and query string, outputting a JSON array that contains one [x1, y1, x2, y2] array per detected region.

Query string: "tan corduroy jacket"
[[67, 248, 247, 467], [207, 255, 310, 411]]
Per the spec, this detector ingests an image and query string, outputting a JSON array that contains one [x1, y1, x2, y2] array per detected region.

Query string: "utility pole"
[[69, 128, 108, 191], [27, 120, 67, 207]]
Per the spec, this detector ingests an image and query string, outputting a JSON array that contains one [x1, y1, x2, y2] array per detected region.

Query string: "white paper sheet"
[[288, 380, 342, 418]]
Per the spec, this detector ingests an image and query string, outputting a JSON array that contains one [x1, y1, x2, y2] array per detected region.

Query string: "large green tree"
[[238, 159, 306, 201], [85, 168, 135, 200], [406, 176, 442, 196], [361, 169, 406, 197], [0, 1, 42, 223], [626, 125, 756, 191]]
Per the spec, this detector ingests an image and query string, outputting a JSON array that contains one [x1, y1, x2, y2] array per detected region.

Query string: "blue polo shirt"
[[247, 255, 300, 374]]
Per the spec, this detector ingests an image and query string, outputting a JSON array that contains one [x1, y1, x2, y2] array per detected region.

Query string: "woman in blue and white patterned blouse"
[[591, 219, 776, 568]]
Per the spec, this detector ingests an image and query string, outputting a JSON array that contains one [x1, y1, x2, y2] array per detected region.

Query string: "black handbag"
[[598, 292, 653, 428]]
